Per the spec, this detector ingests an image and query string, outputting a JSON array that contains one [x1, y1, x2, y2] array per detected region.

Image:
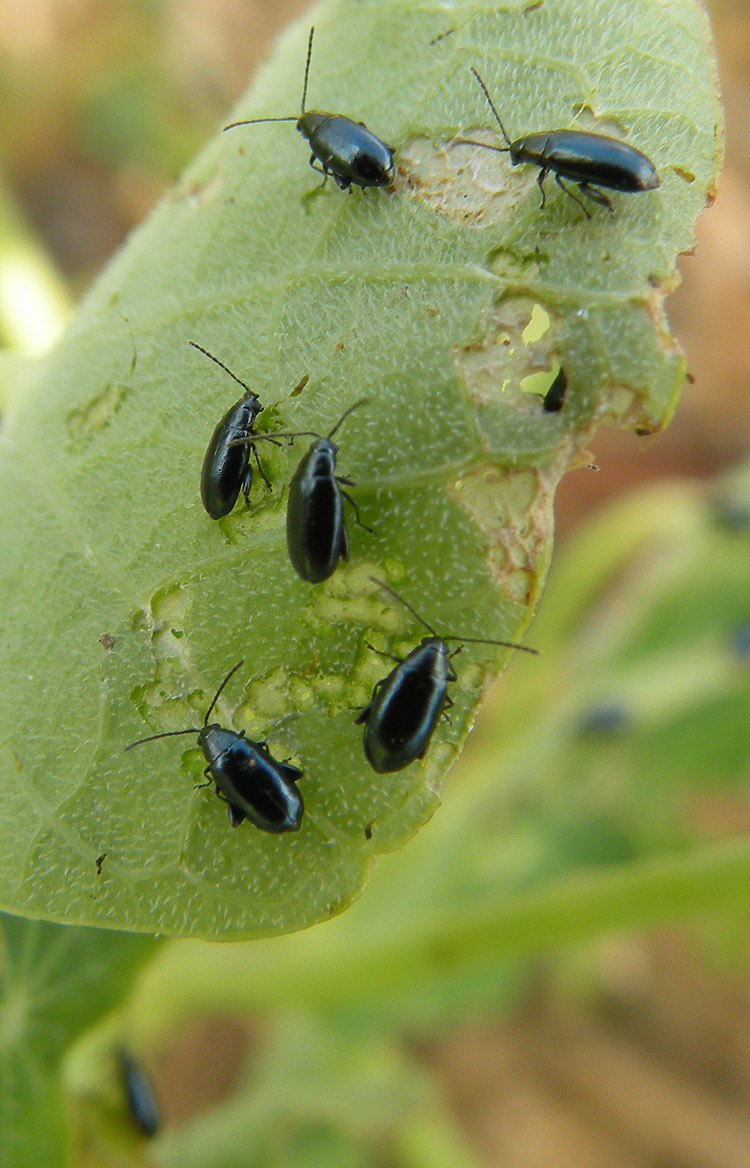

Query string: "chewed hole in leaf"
[[399, 135, 533, 224], [129, 585, 199, 730], [457, 297, 564, 419], [520, 366, 561, 398]]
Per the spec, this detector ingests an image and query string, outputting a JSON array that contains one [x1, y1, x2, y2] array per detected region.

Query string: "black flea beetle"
[[224, 27, 395, 191], [542, 367, 567, 413], [118, 1050, 160, 1138], [125, 661, 304, 833], [356, 579, 538, 773], [459, 67, 659, 218], [286, 399, 371, 583], [192, 342, 306, 520]]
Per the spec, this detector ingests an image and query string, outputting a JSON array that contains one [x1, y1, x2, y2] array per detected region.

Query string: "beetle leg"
[[227, 802, 246, 828], [251, 443, 272, 491], [213, 787, 245, 827], [536, 167, 549, 209], [355, 670, 393, 723], [578, 181, 614, 214], [241, 466, 253, 507], [354, 672, 392, 724], [309, 156, 329, 186], [194, 769, 212, 790], [340, 488, 375, 535], [365, 642, 404, 665], [317, 158, 352, 193], [354, 701, 373, 725], [554, 173, 592, 219], [338, 517, 350, 562]]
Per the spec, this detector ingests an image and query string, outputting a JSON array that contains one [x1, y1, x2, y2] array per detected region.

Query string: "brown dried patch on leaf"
[[451, 419, 594, 609], [450, 465, 554, 607], [398, 135, 532, 226]]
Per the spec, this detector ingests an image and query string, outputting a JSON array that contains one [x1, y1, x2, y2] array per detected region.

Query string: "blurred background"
[[0, 2, 748, 1166]]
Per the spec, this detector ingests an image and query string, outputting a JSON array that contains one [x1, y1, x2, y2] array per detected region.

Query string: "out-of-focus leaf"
[[0, 915, 156, 1168]]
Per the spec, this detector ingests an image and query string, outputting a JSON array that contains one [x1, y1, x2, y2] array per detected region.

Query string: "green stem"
[[135, 837, 750, 1028]]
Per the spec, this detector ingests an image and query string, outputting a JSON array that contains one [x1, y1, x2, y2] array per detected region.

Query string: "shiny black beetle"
[[224, 27, 395, 191], [286, 399, 370, 583], [357, 580, 538, 773], [193, 342, 308, 519], [125, 661, 304, 833], [459, 67, 659, 218], [192, 341, 283, 520]]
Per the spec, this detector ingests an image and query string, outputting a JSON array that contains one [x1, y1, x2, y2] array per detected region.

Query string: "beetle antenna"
[[237, 402, 365, 449], [328, 398, 370, 439], [223, 29, 316, 134], [454, 137, 510, 157], [203, 660, 245, 725], [370, 577, 439, 638], [125, 727, 200, 751], [237, 394, 366, 447], [301, 26, 315, 116], [224, 116, 298, 130], [443, 634, 538, 655], [225, 429, 320, 449], [189, 342, 257, 399], [125, 660, 246, 749], [469, 66, 512, 147]]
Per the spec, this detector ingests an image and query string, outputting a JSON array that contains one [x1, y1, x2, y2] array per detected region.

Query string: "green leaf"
[[0, 915, 156, 1168], [0, 0, 722, 938]]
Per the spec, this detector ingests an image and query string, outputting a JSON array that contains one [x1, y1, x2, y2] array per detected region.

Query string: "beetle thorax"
[[509, 140, 527, 166], [414, 637, 451, 680], [307, 437, 338, 476], [198, 723, 240, 766], [298, 111, 329, 140], [239, 395, 263, 426]]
